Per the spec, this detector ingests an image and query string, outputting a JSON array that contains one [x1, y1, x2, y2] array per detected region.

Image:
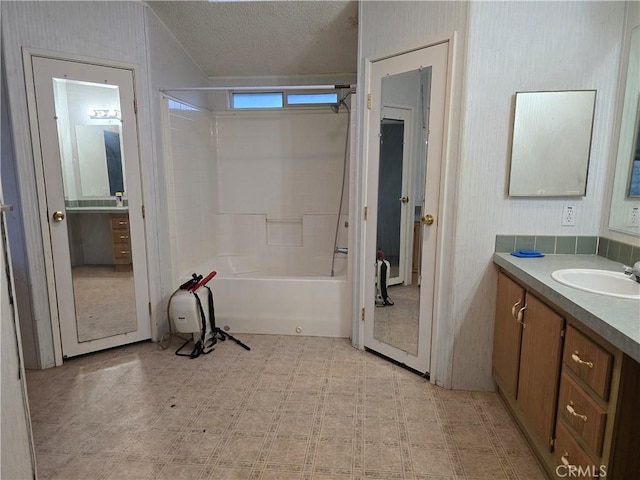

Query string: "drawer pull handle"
[[516, 305, 527, 326], [118, 221, 127, 226], [120, 250, 130, 254], [560, 453, 571, 467], [566, 402, 587, 422], [511, 300, 521, 318], [571, 352, 594, 369], [119, 235, 129, 240]]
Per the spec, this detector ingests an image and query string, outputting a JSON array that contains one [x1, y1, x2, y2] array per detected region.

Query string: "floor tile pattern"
[[26, 335, 547, 479]]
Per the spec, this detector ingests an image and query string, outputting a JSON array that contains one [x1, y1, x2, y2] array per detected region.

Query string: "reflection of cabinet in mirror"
[[67, 210, 131, 271], [110, 213, 132, 271]]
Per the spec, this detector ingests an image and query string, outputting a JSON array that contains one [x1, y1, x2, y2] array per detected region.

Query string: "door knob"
[[399, 196, 409, 204], [422, 214, 434, 225], [52, 210, 65, 222]]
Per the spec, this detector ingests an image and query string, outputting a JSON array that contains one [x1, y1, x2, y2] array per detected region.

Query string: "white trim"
[[431, 31, 461, 389], [22, 48, 64, 366], [162, 84, 355, 92]]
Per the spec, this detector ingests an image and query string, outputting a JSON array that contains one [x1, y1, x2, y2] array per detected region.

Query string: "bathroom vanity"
[[493, 253, 640, 479]]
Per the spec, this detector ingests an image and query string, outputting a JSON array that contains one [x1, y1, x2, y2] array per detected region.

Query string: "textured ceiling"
[[146, 1, 358, 78]]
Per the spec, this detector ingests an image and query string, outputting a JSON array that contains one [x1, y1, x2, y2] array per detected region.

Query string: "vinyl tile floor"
[[26, 335, 547, 479]]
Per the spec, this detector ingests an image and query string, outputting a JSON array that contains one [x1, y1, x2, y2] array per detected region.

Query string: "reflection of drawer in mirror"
[[110, 213, 131, 271]]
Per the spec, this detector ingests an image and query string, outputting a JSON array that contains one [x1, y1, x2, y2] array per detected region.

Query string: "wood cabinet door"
[[517, 293, 564, 449], [493, 272, 525, 399]]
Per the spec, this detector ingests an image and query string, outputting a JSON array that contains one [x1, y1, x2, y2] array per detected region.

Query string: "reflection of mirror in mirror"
[[627, 98, 640, 197], [374, 67, 431, 356], [609, 25, 640, 234], [76, 125, 126, 197], [508, 90, 596, 197]]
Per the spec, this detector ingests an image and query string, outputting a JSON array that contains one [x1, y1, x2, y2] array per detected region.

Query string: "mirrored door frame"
[[379, 105, 414, 287], [363, 42, 449, 374], [24, 51, 151, 363]]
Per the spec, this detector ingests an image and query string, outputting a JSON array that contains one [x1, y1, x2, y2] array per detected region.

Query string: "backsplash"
[[597, 237, 640, 266], [495, 235, 640, 266], [65, 199, 128, 208]]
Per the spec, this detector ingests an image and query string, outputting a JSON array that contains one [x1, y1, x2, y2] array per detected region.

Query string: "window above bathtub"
[[229, 91, 339, 110]]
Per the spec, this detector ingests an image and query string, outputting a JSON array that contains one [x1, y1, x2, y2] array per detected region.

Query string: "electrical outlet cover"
[[562, 205, 576, 226]]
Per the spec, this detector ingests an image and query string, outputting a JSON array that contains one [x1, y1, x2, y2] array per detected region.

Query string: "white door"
[[1, 199, 36, 479], [378, 106, 413, 286], [364, 43, 448, 373], [29, 56, 150, 358]]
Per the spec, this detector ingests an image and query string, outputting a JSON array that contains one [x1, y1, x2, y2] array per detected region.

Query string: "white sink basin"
[[551, 269, 640, 299]]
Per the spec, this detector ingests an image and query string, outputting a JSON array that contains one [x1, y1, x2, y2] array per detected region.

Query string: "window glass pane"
[[168, 99, 198, 111], [232, 92, 283, 109], [287, 93, 339, 105]]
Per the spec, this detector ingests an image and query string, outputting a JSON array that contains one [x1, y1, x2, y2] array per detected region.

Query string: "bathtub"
[[181, 255, 350, 338]]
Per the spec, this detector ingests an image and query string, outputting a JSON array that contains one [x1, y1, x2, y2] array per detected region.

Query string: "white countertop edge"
[[66, 207, 129, 213]]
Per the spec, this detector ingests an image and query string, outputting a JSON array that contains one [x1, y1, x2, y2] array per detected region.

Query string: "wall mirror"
[[508, 90, 596, 197], [75, 125, 125, 198], [609, 25, 640, 235], [374, 67, 431, 356]]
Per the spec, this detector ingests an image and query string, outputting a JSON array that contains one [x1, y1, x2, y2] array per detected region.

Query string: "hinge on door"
[[148, 302, 152, 316], [561, 328, 566, 338], [364, 206, 368, 220], [361, 308, 365, 322], [550, 437, 555, 450], [142, 205, 145, 219], [133, 99, 138, 114], [367, 93, 372, 110]]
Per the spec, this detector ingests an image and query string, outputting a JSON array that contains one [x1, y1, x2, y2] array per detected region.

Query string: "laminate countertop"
[[66, 207, 128, 214], [494, 253, 640, 363]]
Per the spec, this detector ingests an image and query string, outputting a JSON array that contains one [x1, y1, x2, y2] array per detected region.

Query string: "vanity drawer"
[[563, 326, 613, 400], [558, 372, 606, 456], [554, 422, 600, 479], [110, 214, 130, 231], [110, 213, 132, 269], [113, 247, 131, 261], [111, 230, 131, 245]]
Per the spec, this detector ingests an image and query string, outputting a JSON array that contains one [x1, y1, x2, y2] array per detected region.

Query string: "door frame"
[[359, 37, 455, 379], [23, 49, 151, 365]]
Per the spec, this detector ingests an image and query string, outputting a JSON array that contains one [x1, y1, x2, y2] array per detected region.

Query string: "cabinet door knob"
[[52, 210, 65, 222], [566, 402, 588, 422], [571, 352, 594, 369]]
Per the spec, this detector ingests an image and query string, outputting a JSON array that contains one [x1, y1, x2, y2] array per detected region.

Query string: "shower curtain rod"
[[159, 84, 356, 93]]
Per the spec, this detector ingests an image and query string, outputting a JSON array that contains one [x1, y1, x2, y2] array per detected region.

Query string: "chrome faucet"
[[623, 261, 640, 283], [335, 246, 348, 255]]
